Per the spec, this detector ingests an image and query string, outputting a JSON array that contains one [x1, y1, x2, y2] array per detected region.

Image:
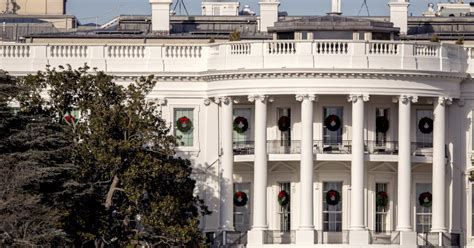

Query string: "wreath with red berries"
[[418, 192, 432, 208], [326, 190, 341, 206], [325, 115, 342, 132], [176, 116, 193, 132], [233, 116, 249, 134], [63, 114, 77, 125], [376, 191, 389, 207], [234, 191, 248, 207], [278, 116, 291, 132], [277, 190, 290, 207]]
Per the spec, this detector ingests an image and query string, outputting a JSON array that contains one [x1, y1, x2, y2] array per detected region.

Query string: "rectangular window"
[[375, 183, 388, 233], [313, 31, 353, 40], [233, 183, 251, 232], [278, 108, 291, 146], [416, 183, 432, 233], [416, 110, 433, 148], [233, 108, 252, 143], [323, 107, 343, 145], [375, 108, 389, 146], [279, 182, 291, 232], [301, 32, 308, 40], [323, 182, 343, 232], [174, 108, 194, 147]]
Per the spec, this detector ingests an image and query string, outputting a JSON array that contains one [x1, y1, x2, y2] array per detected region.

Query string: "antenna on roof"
[[357, 0, 370, 16], [172, 0, 189, 16]]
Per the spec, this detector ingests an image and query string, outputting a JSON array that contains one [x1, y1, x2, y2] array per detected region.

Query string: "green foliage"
[[229, 31, 241, 41], [430, 34, 440, 43], [22, 65, 210, 247], [0, 71, 74, 247], [456, 37, 464, 45]]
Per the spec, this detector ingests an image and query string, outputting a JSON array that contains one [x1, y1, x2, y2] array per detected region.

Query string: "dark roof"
[[268, 15, 399, 33]]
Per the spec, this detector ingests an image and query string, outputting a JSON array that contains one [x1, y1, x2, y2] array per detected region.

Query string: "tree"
[[0, 71, 74, 247], [24, 65, 210, 247]]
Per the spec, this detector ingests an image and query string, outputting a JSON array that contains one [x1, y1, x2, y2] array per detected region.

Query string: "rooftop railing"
[[0, 41, 469, 75]]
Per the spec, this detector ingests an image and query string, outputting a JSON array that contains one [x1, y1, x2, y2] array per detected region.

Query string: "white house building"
[[2, 0, 474, 247]]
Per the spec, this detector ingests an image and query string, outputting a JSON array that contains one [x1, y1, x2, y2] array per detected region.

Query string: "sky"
[[66, 0, 449, 25]]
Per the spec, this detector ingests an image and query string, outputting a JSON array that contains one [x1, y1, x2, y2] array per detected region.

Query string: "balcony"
[[233, 140, 433, 156]]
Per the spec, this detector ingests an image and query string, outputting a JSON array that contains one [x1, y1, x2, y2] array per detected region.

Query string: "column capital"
[[203, 98, 212, 106], [437, 96, 453, 106], [347, 94, 370, 103], [248, 95, 274, 103], [214, 96, 232, 105], [392, 95, 418, 104], [295, 94, 318, 102]]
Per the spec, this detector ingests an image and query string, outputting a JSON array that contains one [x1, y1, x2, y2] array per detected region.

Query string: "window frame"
[[170, 104, 200, 152]]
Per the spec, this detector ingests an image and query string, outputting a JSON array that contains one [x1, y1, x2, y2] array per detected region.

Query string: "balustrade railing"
[[0, 45, 30, 58], [315, 41, 349, 55], [107, 45, 145, 58], [264, 230, 295, 244], [233, 140, 412, 156], [367, 42, 399, 55], [369, 231, 400, 245], [50, 45, 88, 58], [267, 41, 296, 55], [1, 41, 470, 74]]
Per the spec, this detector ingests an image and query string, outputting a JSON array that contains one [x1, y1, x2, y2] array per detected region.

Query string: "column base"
[[296, 229, 316, 245], [247, 229, 266, 245], [349, 230, 369, 245], [399, 231, 417, 247]]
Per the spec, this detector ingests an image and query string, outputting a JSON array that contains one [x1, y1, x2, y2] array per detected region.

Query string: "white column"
[[432, 96, 451, 234], [395, 95, 417, 231], [393, 95, 418, 246], [295, 94, 317, 244], [348, 94, 370, 245], [217, 96, 234, 231], [247, 95, 270, 245], [149, 0, 173, 33]]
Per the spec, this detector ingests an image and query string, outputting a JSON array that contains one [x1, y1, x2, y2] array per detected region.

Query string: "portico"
[[214, 93, 451, 246]]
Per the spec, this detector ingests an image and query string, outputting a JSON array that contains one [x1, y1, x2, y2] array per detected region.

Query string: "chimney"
[[389, 0, 410, 35], [259, 0, 280, 33], [330, 0, 342, 15], [149, 0, 173, 33]]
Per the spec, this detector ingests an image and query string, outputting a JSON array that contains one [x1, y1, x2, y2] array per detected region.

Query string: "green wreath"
[[325, 115, 342, 132], [418, 117, 433, 134], [418, 192, 432, 208], [233, 116, 249, 133], [326, 190, 341, 206], [278, 190, 290, 207], [376, 191, 389, 207], [176, 116, 193, 133], [278, 116, 291, 132], [234, 191, 248, 207]]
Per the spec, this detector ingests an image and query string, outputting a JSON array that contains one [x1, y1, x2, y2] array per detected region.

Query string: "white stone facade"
[[3, 40, 474, 247]]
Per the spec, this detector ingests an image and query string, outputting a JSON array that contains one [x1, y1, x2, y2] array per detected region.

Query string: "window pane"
[[375, 108, 389, 145], [323, 182, 343, 232], [233, 108, 252, 143], [323, 107, 343, 144], [175, 108, 194, 146], [375, 183, 388, 233], [234, 182, 251, 232], [416, 110, 433, 146], [416, 183, 432, 233], [279, 182, 291, 232]]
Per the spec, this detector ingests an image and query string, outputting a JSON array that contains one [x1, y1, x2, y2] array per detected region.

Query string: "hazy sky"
[[66, 0, 446, 24]]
